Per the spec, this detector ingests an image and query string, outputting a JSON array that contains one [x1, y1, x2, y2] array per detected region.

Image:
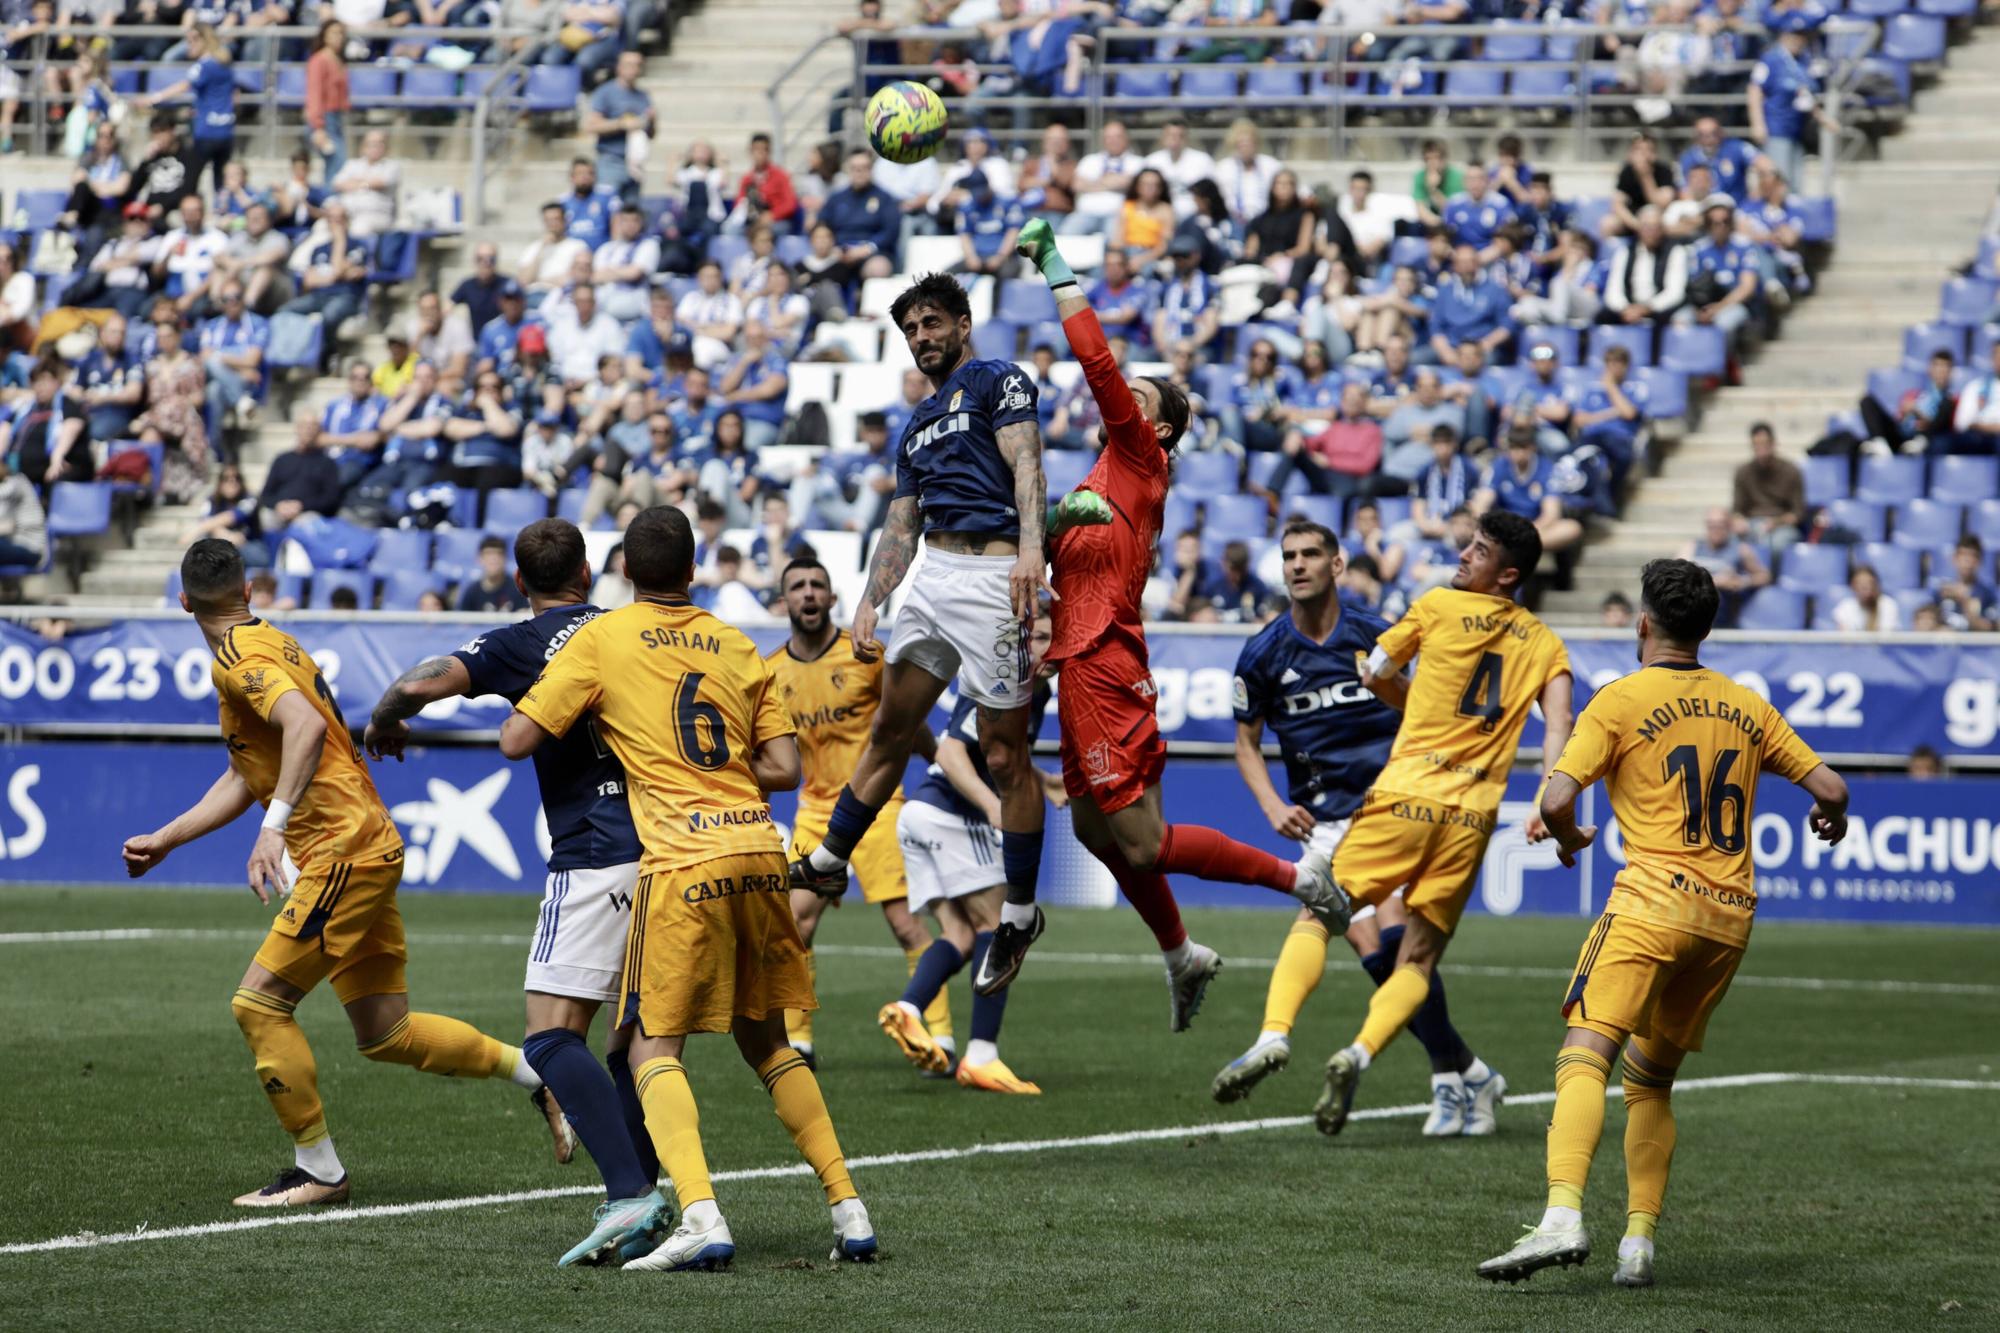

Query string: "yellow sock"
[[1546, 1047, 1613, 1212], [634, 1056, 714, 1210], [756, 1048, 856, 1206], [1626, 1211, 1659, 1241], [1354, 964, 1430, 1057], [355, 1012, 506, 1077], [1261, 919, 1330, 1037], [908, 947, 953, 1044], [1622, 1062, 1678, 1225], [232, 987, 327, 1144], [785, 950, 817, 1049]]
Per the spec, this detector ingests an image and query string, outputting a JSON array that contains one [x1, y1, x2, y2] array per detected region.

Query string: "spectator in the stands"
[[882, 366, 928, 444], [546, 282, 626, 389], [1201, 539, 1270, 625], [1178, 179, 1244, 274], [124, 116, 190, 225], [747, 264, 811, 360], [1279, 337, 1342, 430], [668, 363, 722, 447], [259, 409, 340, 532], [153, 192, 229, 318], [73, 312, 145, 445], [1511, 227, 1599, 328], [1242, 169, 1315, 311], [521, 201, 589, 303], [674, 139, 730, 247], [703, 544, 771, 621], [1571, 343, 1646, 487], [1382, 367, 1465, 482], [1222, 338, 1294, 452], [1748, 15, 1837, 191], [1362, 333, 1417, 407], [180, 463, 262, 563], [215, 203, 291, 315], [1830, 564, 1901, 633], [1262, 379, 1385, 503], [0, 359, 89, 492], [1112, 168, 1176, 273], [716, 319, 790, 450], [374, 333, 419, 399], [1336, 170, 1396, 270], [329, 129, 398, 238], [591, 203, 658, 325], [560, 158, 619, 253], [213, 160, 262, 227], [1429, 242, 1512, 366], [522, 409, 578, 499], [1182, 0, 1278, 62], [1381, 0, 1469, 67], [1348, 501, 1406, 586], [1683, 198, 1759, 350], [197, 279, 267, 438], [1681, 505, 1770, 625], [458, 535, 530, 613], [538, 0, 624, 88], [132, 303, 210, 501], [676, 260, 744, 371], [272, 150, 324, 234], [1017, 121, 1077, 220], [1740, 169, 1809, 301], [584, 50, 654, 202], [453, 244, 507, 339], [1143, 118, 1215, 218], [480, 281, 540, 380], [953, 170, 1027, 277], [692, 409, 761, 525], [1048, 342, 1111, 451], [1151, 235, 1220, 358], [1613, 131, 1677, 236], [745, 491, 810, 600], [1212, 118, 1284, 228], [1602, 206, 1686, 350], [319, 359, 387, 487], [1935, 536, 1996, 631], [303, 19, 350, 186], [1681, 114, 1757, 203], [1409, 425, 1474, 538], [353, 360, 450, 502], [66, 131, 134, 263], [1476, 424, 1581, 555], [134, 23, 235, 197], [407, 289, 473, 380], [936, 126, 1015, 206], [1354, 265, 1430, 357], [1447, 341, 1505, 452], [1409, 140, 1462, 231], [1951, 341, 2000, 455], [76, 204, 156, 320], [1731, 420, 1805, 549], [280, 199, 372, 342], [1300, 259, 1362, 364], [1442, 164, 1516, 259], [1856, 348, 1957, 455], [796, 408, 895, 534], [818, 150, 901, 285], [446, 367, 525, 505], [1505, 341, 1573, 454], [1066, 119, 1142, 234], [736, 131, 799, 232], [728, 225, 777, 301]]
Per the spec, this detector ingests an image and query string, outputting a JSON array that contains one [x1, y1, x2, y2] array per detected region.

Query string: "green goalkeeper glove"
[[1016, 217, 1077, 291], [1047, 488, 1111, 539]]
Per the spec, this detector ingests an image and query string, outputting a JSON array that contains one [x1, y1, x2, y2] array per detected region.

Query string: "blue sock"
[[813, 785, 883, 866], [607, 1041, 660, 1187], [522, 1027, 652, 1200], [901, 938, 965, 1012], [968, 931, 1009, 1041], [1000, 827, 1045, 907], [1358, 947, 1396, 987], [1376, 925, 1476, 1076]]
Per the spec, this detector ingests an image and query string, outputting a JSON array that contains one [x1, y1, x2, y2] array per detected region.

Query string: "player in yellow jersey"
[[1479, 559, 1848, 1289], [765, 556, 954, 1072], [119, 539, 567, 1209], [501, 507, 876, 1272], [1314, 510, 1575, 1136]]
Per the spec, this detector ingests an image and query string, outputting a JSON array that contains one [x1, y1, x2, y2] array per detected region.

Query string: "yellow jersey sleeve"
[[219, 646, 302, 725], [517, 619, 605, 740], [1552, 688, 1619, 789], [751, 653, 795, 751], [1758, 704, 1823, 784], [1374, 595, 1430, 668]]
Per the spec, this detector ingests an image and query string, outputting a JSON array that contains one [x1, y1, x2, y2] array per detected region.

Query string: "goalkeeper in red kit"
[[1015, 217, 1352, 1031]]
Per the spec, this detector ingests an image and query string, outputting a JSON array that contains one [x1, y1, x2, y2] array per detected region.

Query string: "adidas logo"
[[1280, 668, 1303, 685], [263, 1077, 291, 1095]]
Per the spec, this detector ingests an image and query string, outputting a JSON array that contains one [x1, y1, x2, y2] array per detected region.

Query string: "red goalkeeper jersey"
[[1047, 306, 1170, 665]]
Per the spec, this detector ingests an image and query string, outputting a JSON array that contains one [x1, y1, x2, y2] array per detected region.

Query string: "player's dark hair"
[[1639, 558, 1720, 646], [623, 506, 697, 595], [1138, 375, 1190, 451], [781, 556, 828, 587], [1478, 510, 1542, 581], [1280, 518, 1339, 553], [514, 518, 587, 596], [888, 272, 971, 329], [180, 537, 246, 612]]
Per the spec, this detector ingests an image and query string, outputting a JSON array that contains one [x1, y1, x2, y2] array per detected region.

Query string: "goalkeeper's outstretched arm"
[[1017, 217, 1142, 446]]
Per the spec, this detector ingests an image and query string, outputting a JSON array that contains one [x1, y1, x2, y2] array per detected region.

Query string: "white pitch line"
[[2, 1072, 1993, 1258], [5, 929, 1991, 998]]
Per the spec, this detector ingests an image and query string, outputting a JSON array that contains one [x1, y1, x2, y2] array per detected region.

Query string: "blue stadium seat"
[[1735, 587, 1810, 631], [1881, 13, 1946, 63], [777, 234, 812, 266], [1245, 453, 1308, 497], [1847, 0, 1908, 18], [1162, 491, 1199, 541], [1859, 541, 1923, 591], [369, 527, 432, 573], [1203, 493, 1269, 541], [1387, 235, 1432, 270], [1112, 68, 1173, 99], [1540, 22, 1587, 60], [1588, 323, 1654, 368], [1937, 277, 1996, 327], [1373, 496, 1414, 531], [1177, 451, 1238, 495], [1778, 543, 1849, 594], [1973, 324, 2000, 363], [1565, 197, 1612, 239], [265, 315, 324, 370], [1659, 325, 1725, 378], [1793, 197, 1838, 245], [1481, 24, 1544, 61], [14, 189, 66, 234], [378, 567, 448, 610], [276, 64, 308, 108], [996, 280, 1057, 326], [1917, 0, 1977, 15], [1892, 497, 1964, 549], [555, 487, 588, 526], [348, 66, 399, 107], [431, 528, 488, 584], [1180, 68, 1239, 101], [1044, 450, 1092, 497], [1972, 498, 2000, 548], [400, 67, 461, 107], [1244, 67, 1305, 100], [105, 440, 164, 502], [1858, 455, 1927, 505], [1804, 454, 1850, 506], [1507, 65, 1574, 106], [1865, 367, 1921, 416], [526, 66, 583, 113], [1198, 362, 1236, 408], [1278, 495, 1344, 532], [706, 233, 751, 272], [1902, 322, 1966, 372], [1823, 498, 1887, 542], [482, 487, 549, 536], [1027, 320, 1067, 355], [111, 67, 142, 95], [1932, 455, 1999, 502], [162, 567, 183, 603], [972, 319, 1019, 361], [47, 482, 113, 541], [1521, 324, 1581, 365], [1856, 56, 1912, 107], [309, 569, 378, 609], [1443, 66, 1506, 103], [1638, 367, 1688, 420]]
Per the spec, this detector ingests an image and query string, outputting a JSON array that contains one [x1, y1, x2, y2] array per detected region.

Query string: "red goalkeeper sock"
[[1155, 825, 1296, 895], [1093, 845, 1187, 952]]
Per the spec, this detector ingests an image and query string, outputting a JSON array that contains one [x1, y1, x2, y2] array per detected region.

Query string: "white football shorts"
[[898, 800, 1008, 914], [524, 862, 640, 1002], [886, 545, 1032, 710], [1305, 818, 1375, 923]]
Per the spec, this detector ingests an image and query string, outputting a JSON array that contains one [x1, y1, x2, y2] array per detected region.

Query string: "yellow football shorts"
[[790, 795, 909, 905], [620, 851, 818, 1038], [1561, 912, 1744, 1053], [1331, 790, 1494, 935], [252, 847, 410, 1003]]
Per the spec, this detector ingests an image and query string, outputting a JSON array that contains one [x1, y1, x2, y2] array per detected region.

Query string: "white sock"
[[894, 999, 922, 1022], [933, 1034, 955, 1053], [1342, 1042, 1372, 1071], [1291, 860, 1313, 892], [504, 1046, 542, 1089], [296, 1136, 344, 1182], [807, 845, 848, 874], [832, 1197, 869, 1230], [1161, 940, 1193, 972], [1000, 900, 1039, 931], [1618, 1234, 1655, 1261], [1540, 1205, 1582, 1232], [1462, 1055, 1492, 1084], [684, 1198, 722, 1229], [964, 1038, 1000, 1066], [1257, 1028, 1290, 1045], [1430, 1071, 1466, 1092]]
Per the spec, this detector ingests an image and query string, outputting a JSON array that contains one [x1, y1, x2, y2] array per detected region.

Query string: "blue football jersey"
[[1232, 606, 1401, 820], [452, 604, 641, 872], [894, 356, 1040, 535], [907, 685, 1053, 820]]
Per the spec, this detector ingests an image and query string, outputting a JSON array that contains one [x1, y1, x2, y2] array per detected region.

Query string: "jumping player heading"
[[789, 272, 1055, 996], [1014, 216, 1351, 1026]]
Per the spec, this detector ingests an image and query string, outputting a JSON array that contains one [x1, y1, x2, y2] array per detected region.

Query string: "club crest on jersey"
[[830, 670, 846, 692], [949, 389, 964, 411], [1084, 740, 1111, 776]]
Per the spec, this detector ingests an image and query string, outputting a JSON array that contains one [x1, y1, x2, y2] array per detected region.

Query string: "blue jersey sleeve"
[[984, 361, 1040, 434], [451, 624, 542, 702], [1231, 634, 1270, 724]]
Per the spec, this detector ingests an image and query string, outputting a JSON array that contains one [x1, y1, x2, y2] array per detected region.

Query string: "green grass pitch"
[[1, 885, 1995, 1331]]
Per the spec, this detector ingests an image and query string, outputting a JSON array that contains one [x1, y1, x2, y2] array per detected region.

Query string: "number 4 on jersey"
[[1457, 652, 1504, 733]]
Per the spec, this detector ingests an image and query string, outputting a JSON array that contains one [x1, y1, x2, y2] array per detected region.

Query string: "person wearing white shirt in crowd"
[[1952, 342, 2000, 452], [152, 192, 230, 316], [329, 129, 400, 237], [0, 241, 39, 347], [1142, 117, 1217, 218], [518, 201, 590, 302], [934, 127, 1017, 208], [1212, 118, 1285, 226], [708, 544, 777, 623], [406, 288, 473, 380], [874, 150, 946, 251], [536, 251, 598, 328], [746, 264, 811, 359], [1064, 119, 1143, 233], [1336, 169, 1400, 267], [545, 282, 627, 387], [591, 202, 661, 324], [1830, 564, 1904, 633], [675, 259, 743, 371], [521, 409, 576, 497]]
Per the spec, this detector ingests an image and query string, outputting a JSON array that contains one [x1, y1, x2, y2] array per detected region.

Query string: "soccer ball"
[[866, 81, 948, 166]]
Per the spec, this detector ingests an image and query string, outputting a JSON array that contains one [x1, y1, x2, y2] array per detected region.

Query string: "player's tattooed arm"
[[853, 495, 921, 661], [365, 655, 473, 760], [996, 419, 1055, 620]]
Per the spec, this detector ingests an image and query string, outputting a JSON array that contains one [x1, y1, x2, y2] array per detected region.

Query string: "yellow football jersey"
[[764, 630, 895, 808], [1371, 587, 1571, 814], [211, 618, 401, 867], [517, 597, 794, 872], [1555, 663, 1823, 948]]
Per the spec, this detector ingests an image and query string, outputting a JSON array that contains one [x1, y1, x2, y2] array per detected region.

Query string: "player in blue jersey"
[[363, 518, 667, 1267], [881, 609, 1063, 1095], [1212, 520, 1506, 1137], [789, 272, 1057, 997]]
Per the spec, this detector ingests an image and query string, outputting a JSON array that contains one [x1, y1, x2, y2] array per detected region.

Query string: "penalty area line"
[[2, 1072, 1994, 1257]]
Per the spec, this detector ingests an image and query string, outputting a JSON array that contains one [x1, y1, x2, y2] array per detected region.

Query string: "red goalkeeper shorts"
[[1057, 643, 1166, 815]]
